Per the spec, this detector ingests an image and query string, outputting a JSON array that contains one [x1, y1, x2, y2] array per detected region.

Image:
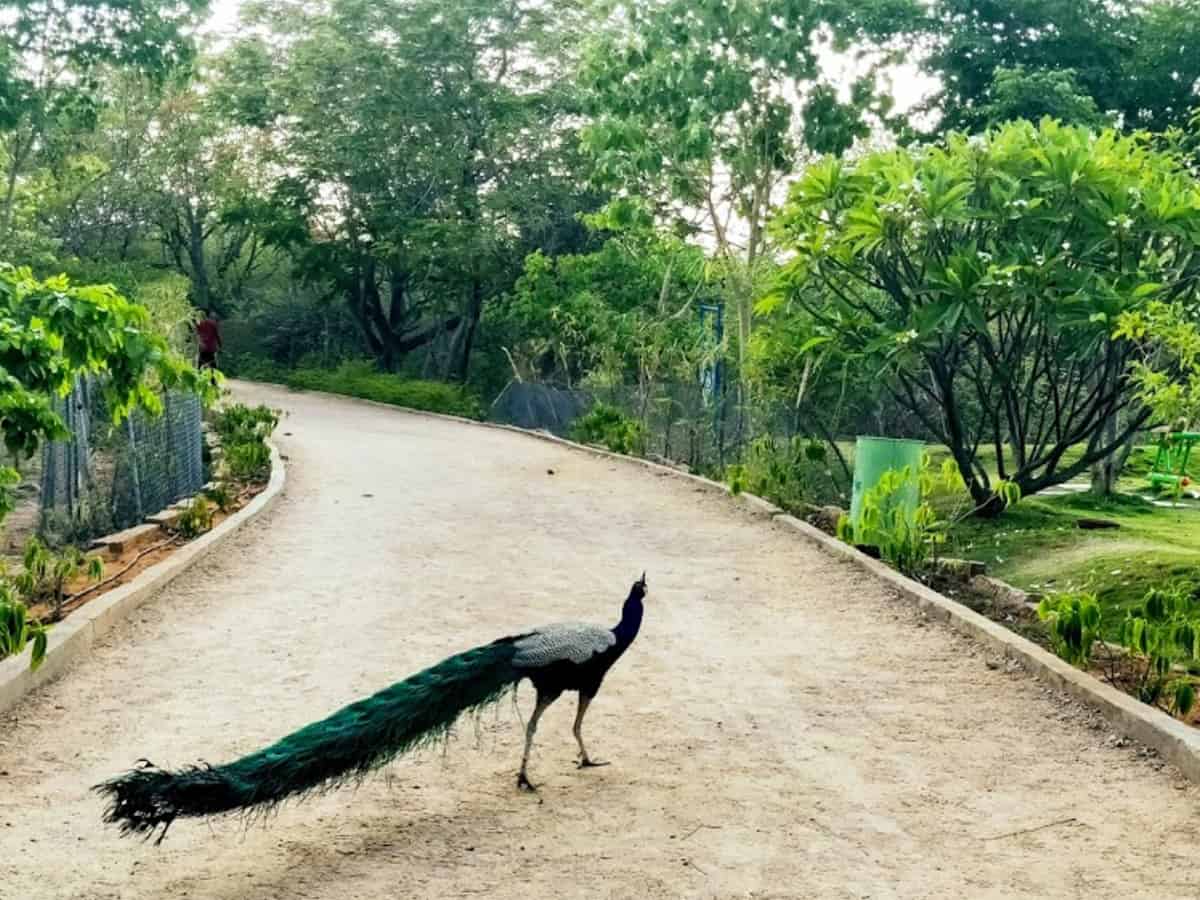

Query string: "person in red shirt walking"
[[196, 309, 222, 370]]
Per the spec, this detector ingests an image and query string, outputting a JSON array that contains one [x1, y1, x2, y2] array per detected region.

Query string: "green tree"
[[0, 0, 205, 256], [916, 0, 1200, 136], [218, 0, 595, 377], [144, 85, 272, 314], [1115, 302, 1200, 433], [771, 120, 1200, 514], [0, 264, 214, 519], [579, 0, 920, 403], [970, 67, 1109, 132], [490, 220, 709, 387]]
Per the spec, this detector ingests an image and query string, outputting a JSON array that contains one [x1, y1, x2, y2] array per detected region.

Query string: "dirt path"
[[1, 383, 1196, 900]]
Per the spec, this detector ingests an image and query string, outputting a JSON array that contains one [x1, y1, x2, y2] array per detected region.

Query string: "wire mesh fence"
[[492, 379, 823, 475], [488, 376, 928, 510], [29, 376, 206, 547]]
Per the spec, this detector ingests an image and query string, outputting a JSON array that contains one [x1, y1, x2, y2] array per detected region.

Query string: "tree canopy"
[[916, 0, 1200, 135], [770, 119, 1200, 509]]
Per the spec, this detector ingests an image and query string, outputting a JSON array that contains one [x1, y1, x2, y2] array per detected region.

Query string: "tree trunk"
[[188, 208, 212, 312], [453, 275, 484, 383], [0, 131, 31, 255], [345, 256, 462, 372], [1090, 411, 1134, 495], [451, 128, 483, 383], [1089, 367, 1132, 501]]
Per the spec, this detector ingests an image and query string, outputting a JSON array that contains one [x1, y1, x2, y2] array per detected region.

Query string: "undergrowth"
[[209, 402, 279, 485], [725, 436, 846, 511], [285, 362, 483, 419], [569, 404, 645, 455]]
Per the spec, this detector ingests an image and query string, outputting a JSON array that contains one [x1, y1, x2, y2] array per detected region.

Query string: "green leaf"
[[29, 627, 48, 672], [797, 336, 832, 354], [1175, 681, 1197, 717]]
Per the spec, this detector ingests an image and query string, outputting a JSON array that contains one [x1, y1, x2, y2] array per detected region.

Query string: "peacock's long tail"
[[95, 635, 525, 841]]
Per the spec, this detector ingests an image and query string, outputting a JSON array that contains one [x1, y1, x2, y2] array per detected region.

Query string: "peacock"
[[95, 574, 647, 843]]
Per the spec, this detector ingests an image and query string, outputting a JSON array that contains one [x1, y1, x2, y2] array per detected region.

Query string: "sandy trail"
[[0, 382, 1195, 900]]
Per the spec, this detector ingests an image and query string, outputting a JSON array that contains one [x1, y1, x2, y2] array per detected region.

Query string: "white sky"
[[205, 0, 242, 36], [200, 0, 936, 114]]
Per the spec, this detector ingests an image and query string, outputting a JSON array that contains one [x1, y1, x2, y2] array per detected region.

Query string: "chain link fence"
[[488, 375, 932, 510], [489, 379, 825, 474], [28, 377, 206, 547]]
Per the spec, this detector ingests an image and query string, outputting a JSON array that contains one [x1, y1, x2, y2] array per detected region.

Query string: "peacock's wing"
[[512, 623, 616, 668]]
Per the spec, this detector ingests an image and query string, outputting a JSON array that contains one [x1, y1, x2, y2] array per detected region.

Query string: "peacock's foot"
[[517, 771, 538, 792], [577, 758, 610, 769]]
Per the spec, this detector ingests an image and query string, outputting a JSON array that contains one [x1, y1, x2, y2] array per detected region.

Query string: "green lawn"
[[946, 490, 1200, 640], [836, 439, 1158, 492]]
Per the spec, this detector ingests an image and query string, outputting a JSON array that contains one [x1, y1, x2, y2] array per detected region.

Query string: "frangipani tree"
[[770, 119, 1200, 513]]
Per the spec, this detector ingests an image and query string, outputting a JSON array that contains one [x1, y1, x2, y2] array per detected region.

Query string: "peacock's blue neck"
[[613, 597, 643, 649]]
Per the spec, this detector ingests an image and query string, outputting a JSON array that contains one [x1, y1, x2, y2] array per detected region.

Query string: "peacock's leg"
[[574, 694, 609, 769], [518, 692, 556, 791]]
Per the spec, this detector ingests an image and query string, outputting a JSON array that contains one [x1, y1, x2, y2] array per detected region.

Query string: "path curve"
[[0, 383, 1195, 900]]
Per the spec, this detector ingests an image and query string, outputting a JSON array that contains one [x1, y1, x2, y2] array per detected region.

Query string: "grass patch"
[[948, 491, 1200, 640], [285, 362, 483, 420]]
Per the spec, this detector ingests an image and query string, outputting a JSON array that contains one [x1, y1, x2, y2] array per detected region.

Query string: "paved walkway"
[[0, 383, 1195, 899]]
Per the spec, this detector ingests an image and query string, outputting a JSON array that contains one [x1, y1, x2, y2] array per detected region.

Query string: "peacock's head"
[[629, 572, 647, 602]]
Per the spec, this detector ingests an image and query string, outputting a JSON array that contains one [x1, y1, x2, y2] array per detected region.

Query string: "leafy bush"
[[1115, 587, 1200, 716], [174, 497, 214, 538], [211, 403, 279, 445], [210, 403, 278, 485], [59, 262, 198, 355], [1038, 592, 1103, 667], [203, 482, 234, 513], [14, 538, 103, 620], [725, 436, 845, 510], [569, 404, 645, 455], [0, 592, 48, 671], [219, 352, 289, 383], [836, 458, 971, 575], [285, 362, 483, 419], [837, 468, 944, 575], [225, 441, 272, 483], [0, 267, 216, 528], [1040, 586, 1200, 718]]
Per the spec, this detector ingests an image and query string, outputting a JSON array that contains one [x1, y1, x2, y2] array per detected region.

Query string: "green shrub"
[[211, 403, 279, 445], [210, 403, 278, 485], [174, 497, 215, 538], [0, 591, 48, 671], [569, 404, 645, 455], [725, 436, 845, 510], [15, 537, 103, 620], [285, 362, 483, 419], [834, 459, 972, 575], [1039, 586, 1200, 718], [220, 352, 289, 383], [203, 482, 235, 513], [226, 441, 272, 482], [1116, 586, 1200, 716], [1038, 592, 1103, 667], [836, 467, 946, 575]]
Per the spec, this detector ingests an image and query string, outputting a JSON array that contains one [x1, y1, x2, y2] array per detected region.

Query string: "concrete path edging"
[[0, 442, 286, 716], [263, 381, 1200, 782], [768, 513, 1200, 783]]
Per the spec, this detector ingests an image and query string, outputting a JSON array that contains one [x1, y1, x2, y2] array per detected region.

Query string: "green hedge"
[[283, 362, 484, 420]]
